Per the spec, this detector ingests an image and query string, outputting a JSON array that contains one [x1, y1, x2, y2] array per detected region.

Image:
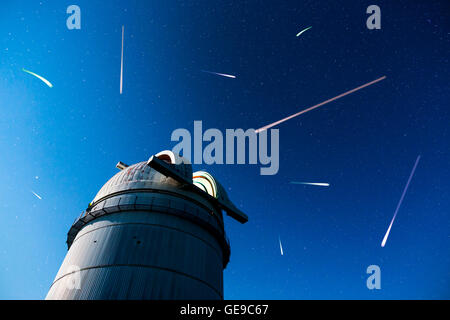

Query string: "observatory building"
[[46, 150, 247, 300]]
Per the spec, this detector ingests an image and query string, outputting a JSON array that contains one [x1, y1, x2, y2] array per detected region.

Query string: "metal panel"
[[46, 265, 221, 300], [47, 211, 224, 300]]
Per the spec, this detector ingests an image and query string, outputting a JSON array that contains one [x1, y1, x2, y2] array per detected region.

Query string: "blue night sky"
[[0, 1, 449, 299]]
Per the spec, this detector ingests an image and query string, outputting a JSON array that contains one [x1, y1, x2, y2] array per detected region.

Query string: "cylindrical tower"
[[46, 150, 247, 300]]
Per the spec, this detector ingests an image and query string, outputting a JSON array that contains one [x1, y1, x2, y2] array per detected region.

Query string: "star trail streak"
[[31, 190, 42, 200], [201, 70, 236, 79], [291, 182, 330, 187], [279, 237, 284, 256], [381, 155, 421, 247], [120, 25, 124, 94], [255, 76, 387, 133], [296, 26, 312, 37], [22, 68, 53, 88]]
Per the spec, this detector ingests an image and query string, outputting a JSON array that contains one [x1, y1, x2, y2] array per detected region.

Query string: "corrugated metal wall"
[[46, 210, 224, 300]]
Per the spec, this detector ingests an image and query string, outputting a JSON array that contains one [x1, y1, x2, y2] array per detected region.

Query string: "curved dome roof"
[[192, 170, 234, 207], [92, 151, 192, 203]]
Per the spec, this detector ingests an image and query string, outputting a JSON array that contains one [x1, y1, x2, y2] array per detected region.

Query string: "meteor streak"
[[255, 76, 387, 133], [31, 190, 42, 200], [22, 68, 53, 88], [201, 70, 236, 79], [291, 182, 330, 187], [279, 237, 284, 256], [120, 25, 124, 94], [381, 155, 421, 247], [296, 26, 312, 37]]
